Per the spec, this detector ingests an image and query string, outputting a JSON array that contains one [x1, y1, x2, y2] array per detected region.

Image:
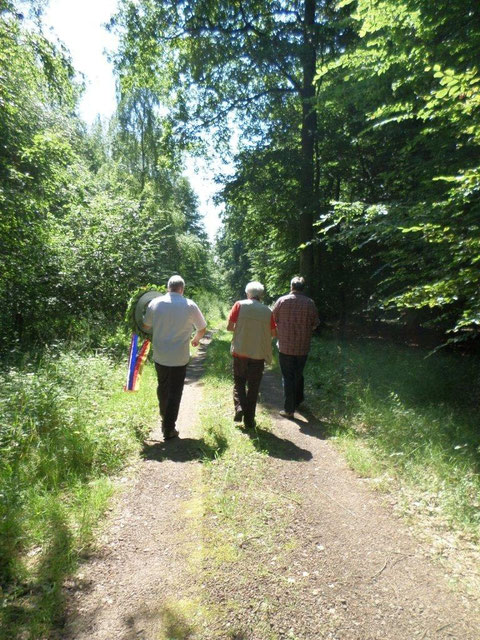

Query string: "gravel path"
[[62, 342, 209, 640], [247, 371, 480, 640], [62, 341, 480, 640]]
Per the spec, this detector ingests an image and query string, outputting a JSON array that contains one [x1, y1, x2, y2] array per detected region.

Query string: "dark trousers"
[[279, 353, 308, 414], [154, 362, 187, 434], [233, 356, 264, 427]]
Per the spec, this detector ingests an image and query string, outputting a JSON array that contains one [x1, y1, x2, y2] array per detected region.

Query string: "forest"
[[2, 0, 480, 345], [1, 0, 479, 638]]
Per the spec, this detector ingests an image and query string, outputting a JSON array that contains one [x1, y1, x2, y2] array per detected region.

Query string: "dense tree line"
[[310, 0, 480, 343], [219, 0, 480, 344], [110, 0, 480, 345], [2, 0, 479, 348], [0, 1, 212, 351]]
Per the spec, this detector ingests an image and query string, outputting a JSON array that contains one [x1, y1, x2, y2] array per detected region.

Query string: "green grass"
[[0, 344, 158, 640], [4, 317, 477, 637], [306, 335, 480, 537]]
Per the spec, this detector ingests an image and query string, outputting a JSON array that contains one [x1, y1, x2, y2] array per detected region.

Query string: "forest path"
[[61, 339, 211, 640], [62, 337, 480, 640]]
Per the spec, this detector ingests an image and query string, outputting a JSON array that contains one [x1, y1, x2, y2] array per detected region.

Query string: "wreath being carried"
[[124, 284, 164, 391]]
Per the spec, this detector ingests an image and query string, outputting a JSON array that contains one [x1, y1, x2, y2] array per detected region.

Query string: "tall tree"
[[110, 0, 352, 293], [310, 0, 480, 341], [0, 1, 214, 346]]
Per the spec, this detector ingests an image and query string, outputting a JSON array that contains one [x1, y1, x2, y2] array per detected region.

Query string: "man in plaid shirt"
[[272, 277, 319, 418]]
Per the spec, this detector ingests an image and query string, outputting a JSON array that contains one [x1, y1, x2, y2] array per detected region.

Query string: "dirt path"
[[62, 341, 480, 640], [62, 341, 210, 640], [249, 372, 480, 639]]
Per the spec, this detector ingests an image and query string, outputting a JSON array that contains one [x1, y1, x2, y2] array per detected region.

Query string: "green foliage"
[[0, 2, 215, 350], [0, 7, 81, 347], [0, 347, 158, 637], [110, 0, 356, 294], [125, 283, 164, 337], [310, 0, 480, 341], [217, 144, 303, 300]]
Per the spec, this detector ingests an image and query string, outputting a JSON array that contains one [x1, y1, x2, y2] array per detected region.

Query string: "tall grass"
[[0, 344, 158, 639], [306, 336, 480, 536]]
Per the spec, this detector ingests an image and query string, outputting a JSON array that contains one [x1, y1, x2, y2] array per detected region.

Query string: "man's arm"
[[271, 299, 280, 326], [142, 303, 153, 332], [191, 327, 207, 347], [190, 303, 207, 346], [270, 311, 277, 337], [227, 301, 240, 332]]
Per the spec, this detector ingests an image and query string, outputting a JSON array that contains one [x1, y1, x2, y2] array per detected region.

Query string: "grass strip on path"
[[171, 329, 308, 640], [179, 330, 480, 640]]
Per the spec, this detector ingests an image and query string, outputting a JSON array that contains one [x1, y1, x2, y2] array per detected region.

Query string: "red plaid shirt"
[[272, 292, 319, 356]]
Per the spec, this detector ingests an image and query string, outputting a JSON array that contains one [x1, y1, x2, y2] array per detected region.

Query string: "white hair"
[[167, 275, 185, 292], [245, 281, 264, 299]]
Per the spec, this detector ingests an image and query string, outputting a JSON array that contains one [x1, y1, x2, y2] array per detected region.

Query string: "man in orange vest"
[[227, 281, 276, 429]]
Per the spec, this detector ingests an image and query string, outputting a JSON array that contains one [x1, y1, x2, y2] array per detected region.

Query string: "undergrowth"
[[0, 344, 158, 639], [306, 335, 480, 538], [0, 294, 225, 639]]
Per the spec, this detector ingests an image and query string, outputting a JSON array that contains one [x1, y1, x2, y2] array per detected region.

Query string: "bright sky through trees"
[[43, 0, 222, 242], [44, 0, 117, 124]]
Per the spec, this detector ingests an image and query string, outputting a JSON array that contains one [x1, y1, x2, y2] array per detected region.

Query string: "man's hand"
[[191, 327, 207, 347]]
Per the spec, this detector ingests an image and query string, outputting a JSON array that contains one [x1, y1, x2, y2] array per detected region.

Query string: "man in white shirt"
[[143, 275, 207, 439]]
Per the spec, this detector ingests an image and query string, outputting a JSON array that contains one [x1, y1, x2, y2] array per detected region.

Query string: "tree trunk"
[[299, 0, 317, 297]]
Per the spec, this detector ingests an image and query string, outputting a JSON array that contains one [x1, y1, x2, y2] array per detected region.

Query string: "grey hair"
[[245, 281, 264, 299], [290, 276, 305, 291], [167, 275, 185, 292]]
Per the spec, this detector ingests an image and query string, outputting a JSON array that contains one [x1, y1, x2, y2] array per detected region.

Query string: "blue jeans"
[[279, 353, 308, 414]]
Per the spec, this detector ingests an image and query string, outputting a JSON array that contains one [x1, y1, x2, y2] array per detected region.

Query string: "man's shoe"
[[243, 419, 256, 430], [234, 410, 243, 423], [164, 428, 179, 440], [279, 410, 294, 419]]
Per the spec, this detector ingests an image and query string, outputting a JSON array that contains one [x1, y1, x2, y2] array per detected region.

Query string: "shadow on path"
[[260, 369, 329, 441], [245, 426, 313, 461], [142, 434, 228, 463], [121, 602, 248, 640], [293, 406, 329, 440]]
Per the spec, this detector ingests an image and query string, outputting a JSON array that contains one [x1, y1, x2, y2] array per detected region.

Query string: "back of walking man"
[[143, 275, 207, 440], [272, 276, 319, 418], [227, 281, 276, 429]]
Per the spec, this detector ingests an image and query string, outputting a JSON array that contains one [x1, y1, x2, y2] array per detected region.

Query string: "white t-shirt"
[[143, 292, 207, 366]]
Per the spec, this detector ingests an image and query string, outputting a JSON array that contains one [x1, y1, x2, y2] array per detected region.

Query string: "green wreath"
[[125, 284, 165, 339]]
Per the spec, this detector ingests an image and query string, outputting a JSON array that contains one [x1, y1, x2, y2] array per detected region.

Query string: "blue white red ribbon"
[[124, 333, 151, 391]]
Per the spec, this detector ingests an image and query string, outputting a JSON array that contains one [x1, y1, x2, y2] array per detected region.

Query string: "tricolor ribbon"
[[124, 333, 151, 392]]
